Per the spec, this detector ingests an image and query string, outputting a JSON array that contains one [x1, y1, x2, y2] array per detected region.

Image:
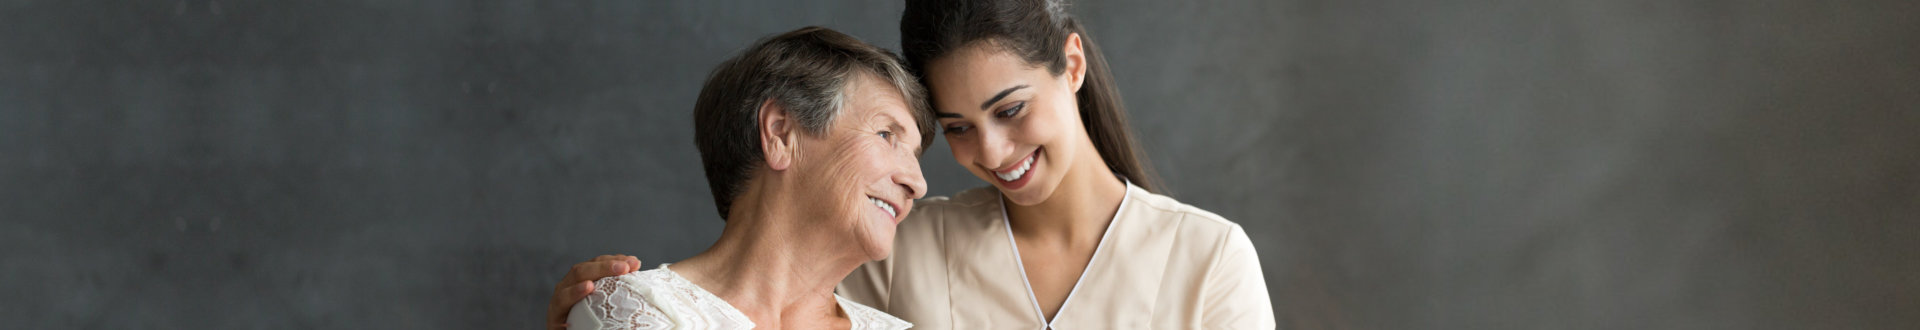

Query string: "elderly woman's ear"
[[756, 98, 798, 171]]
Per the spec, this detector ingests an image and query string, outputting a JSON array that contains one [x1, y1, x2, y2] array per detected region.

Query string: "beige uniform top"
[[838, 183, 1276, 329]]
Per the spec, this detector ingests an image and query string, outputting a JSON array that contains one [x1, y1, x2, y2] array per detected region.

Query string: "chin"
[[857, 238, 893, 261], [855, 222, 897, 261], [998, 177, 1061, 206], [1001, 187, 1045, 206]]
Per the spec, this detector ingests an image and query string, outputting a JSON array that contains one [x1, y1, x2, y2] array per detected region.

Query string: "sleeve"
[[1201, 225, 1278, 329], [568, 276, 670, 330]]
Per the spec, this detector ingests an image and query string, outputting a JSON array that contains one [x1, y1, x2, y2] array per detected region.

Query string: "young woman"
[[830, 0, 1273, 328], [550, 0, 1273, 329]]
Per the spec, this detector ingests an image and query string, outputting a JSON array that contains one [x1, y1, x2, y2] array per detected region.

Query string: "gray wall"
[[3, 0, 1915, 329]]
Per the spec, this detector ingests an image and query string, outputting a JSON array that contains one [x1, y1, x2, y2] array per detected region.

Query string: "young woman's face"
[[923, 39, 1088, 206]]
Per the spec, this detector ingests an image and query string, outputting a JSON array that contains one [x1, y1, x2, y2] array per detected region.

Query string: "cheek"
[[1014, 105, 1071, 147], [821, 141, 890, 188], [799, 141, 872, 210], [945, 135, 976, 164]]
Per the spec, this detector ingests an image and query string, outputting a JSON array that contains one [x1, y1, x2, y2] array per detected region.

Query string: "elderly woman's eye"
[[878, 130, 894, 141]]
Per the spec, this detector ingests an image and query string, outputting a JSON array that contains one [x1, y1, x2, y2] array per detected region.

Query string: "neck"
[[1005, 146, 1128, 247], [670, 181, 859, 327]]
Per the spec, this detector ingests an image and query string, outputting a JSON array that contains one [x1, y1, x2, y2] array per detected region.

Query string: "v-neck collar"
[[998, 180, 1135, 329]]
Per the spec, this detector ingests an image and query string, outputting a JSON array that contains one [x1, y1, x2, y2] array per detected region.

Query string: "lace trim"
[[575, 264, 912, 330], [575, 265, 754, 330], [838, 295, 914, 330]]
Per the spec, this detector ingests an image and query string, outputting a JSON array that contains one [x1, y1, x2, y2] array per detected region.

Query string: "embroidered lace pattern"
[[572, 264, 911, 330]]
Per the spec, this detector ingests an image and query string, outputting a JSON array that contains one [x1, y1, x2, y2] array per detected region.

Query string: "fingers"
[[594, 254, 639, 264], [548, 280, 594, 329], [585, 255, 641, 278], [562, 279, 595, 302], [549, 255, 643, 329], [605, 254, 640, 272], [562, 260, 625, 286]]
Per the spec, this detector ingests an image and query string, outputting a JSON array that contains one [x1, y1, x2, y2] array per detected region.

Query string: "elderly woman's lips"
[[869, 196, 898, 218]]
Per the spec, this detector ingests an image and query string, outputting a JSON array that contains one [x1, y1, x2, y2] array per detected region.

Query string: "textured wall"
[[2, 0, 1915, 328]]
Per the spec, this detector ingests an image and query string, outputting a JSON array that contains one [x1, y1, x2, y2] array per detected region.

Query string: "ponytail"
[[1061, 19, 1162, 193]]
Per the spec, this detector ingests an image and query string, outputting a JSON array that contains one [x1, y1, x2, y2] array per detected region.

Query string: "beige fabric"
[[839, 183, 1276, 329]]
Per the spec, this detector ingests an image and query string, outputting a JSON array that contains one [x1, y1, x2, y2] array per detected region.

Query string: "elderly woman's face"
[[789, 72, 928, 261]]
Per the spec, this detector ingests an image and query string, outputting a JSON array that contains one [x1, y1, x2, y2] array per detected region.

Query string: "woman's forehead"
[[844, 73, 911, 117], [926, 48, 1045, 105], [928, 44, 1031, 81]]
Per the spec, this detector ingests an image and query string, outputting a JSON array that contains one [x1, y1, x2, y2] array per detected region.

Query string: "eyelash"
[[995, 102, 1025, 118], [945, 102, 1025, 135]]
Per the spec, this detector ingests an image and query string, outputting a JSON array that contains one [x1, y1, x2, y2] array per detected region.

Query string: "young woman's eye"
[[995, 102, 1025, 118], [943, 124, 970, 135]]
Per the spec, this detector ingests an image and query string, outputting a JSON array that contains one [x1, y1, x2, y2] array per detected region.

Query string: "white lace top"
[[568, 264, 912, 330]]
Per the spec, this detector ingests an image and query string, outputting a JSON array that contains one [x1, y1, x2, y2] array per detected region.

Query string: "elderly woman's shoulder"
[[568, 266, 755, 330]]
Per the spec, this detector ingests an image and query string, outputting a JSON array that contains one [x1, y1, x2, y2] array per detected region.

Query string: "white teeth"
[[871, 197, 897, 218], [995, 154, 1035, 182]]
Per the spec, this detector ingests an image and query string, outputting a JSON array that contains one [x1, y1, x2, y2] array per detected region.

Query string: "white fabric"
[[569, 264, 913, 330]]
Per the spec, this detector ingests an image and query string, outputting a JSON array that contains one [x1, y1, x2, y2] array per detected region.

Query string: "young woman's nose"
[[972, 125, 1018, 171]]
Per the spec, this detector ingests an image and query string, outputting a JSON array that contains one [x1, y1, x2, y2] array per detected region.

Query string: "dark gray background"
[[3, 0, 1916, 328]]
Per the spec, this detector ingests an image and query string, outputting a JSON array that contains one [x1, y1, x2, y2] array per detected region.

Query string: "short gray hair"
[[691, 26, 935, 221]]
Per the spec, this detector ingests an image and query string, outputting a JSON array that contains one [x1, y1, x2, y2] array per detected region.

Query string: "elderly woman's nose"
[[894, 153, 927, 199]]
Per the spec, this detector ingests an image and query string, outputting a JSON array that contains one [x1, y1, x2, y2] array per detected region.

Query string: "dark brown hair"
[[693, 26, 934, 220], [900, 0, 1163, 193]]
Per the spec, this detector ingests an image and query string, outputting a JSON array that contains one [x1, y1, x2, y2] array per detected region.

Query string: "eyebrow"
[[980, 85, 1028, 110], [935, 84, 1029, 119]]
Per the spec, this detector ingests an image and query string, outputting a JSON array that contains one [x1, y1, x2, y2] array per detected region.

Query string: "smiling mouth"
[[993, 149, 1038, 182], [868, 196, 898, 219]]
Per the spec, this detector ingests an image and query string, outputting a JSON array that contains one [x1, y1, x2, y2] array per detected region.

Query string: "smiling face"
[[924, 41, 1091, 206], [788, 71, 929, 261]]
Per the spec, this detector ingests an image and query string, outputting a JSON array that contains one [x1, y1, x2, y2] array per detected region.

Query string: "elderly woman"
[[560, 26, 935, 330]]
